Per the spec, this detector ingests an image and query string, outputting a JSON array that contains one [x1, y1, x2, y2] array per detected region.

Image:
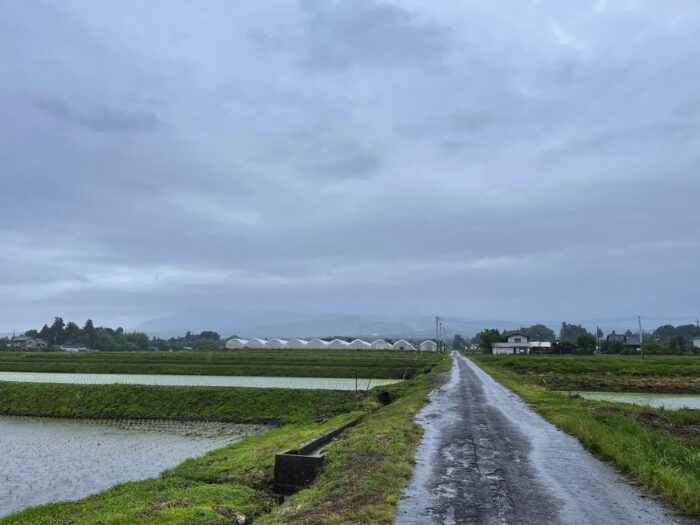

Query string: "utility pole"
[[638, 315, 644, 360], [435, 316, 440, 352], [596, 325, 600, 354]]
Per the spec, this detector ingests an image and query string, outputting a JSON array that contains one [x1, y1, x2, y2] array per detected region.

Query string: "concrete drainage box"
[[273, 419, 360, 495]]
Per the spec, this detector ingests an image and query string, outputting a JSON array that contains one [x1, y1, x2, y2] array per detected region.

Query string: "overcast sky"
[[1, 0, 699, 331]]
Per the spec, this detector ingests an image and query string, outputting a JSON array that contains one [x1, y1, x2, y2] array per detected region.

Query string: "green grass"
[[0, 349, 441, 379], [1, 353, 451, 524], [470, 354, 700, 516], [0, 382, 364, 425]]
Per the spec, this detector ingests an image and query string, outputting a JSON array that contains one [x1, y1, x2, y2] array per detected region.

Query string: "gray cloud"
[[300, 0, 447, 70], [32, 96, 160, 133], [1, 1, 699, 332]]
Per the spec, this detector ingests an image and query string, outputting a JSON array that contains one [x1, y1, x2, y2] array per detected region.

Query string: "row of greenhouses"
[[225, 338, 438, 351]]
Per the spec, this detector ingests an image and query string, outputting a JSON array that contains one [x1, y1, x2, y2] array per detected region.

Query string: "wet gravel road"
[[394, 352, 691, 525]]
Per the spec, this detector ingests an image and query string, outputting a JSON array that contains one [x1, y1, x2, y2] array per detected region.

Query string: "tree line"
[[1, 317, 226, 352], [468, 322, 700, 355]]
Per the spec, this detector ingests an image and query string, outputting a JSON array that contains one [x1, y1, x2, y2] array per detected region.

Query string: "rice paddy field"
[[0, 416, 269, 518], [474, 353, 700, 393], [0, 348, 441, 379], [0, 371, 401, 390]]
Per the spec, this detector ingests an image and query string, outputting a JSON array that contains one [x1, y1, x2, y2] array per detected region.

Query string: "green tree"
[[452, 334, 467, 351], [576, 333, 596, 354], [477, 329, 502, 354], [64, 322, 81, 344], [49, 317, 66, 345], [559, 322, 590, 342], [82, 319, 97, 349]]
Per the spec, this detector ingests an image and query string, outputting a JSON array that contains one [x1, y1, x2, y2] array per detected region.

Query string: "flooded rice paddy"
[[0, 371, 401, 390], [569, 392, 700, 410], [0, 416, 269, 518]]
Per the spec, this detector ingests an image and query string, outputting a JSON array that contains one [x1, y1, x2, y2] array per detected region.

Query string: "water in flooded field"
[[0, 371, 400, 390], [568, 392, 700, 410], [0, 416, 268, 517]]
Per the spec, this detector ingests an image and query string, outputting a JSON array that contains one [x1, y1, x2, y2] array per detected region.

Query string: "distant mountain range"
[[135, 307, 434, 339]]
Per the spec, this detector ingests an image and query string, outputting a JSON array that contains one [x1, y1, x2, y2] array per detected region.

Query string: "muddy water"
[[570, 392, 700, 410], [0, 371, 400, 390], [0, 416, 269, 518]]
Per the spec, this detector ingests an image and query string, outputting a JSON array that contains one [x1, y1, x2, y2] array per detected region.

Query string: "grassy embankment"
[[469, 354, 700, 516], [0, 349, 438, 379], [1, 351, 450, 524]]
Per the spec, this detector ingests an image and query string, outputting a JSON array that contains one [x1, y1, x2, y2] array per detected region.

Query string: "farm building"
[[246, 338, 267, 349], [306, 339, 330, 349], [419, 340, 437, 351], [492, 334, 530, 355], [287, 339, 308, 348], [225, 338, 249, 349], [265, 339, 288, 349], [393, 339, 415, 351], [328, 339, 350, 349], [348, 339, 371, 349], [371, 339, 392, 350]]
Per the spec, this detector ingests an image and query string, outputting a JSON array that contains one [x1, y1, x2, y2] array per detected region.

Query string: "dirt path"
[[394, 352, 691, 525]]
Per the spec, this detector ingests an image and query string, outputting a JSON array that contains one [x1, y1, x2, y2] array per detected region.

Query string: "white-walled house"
[[225, 338, 249, 349], [492, 334, 531, 355], [419, 340, 437, 351], [287, 339, 308, 348], [392, 339, 415, 351], [371, 339, 392, 350]]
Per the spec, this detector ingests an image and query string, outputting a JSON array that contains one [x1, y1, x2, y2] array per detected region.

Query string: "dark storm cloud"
[[32, 96, 160, 133], [1, 0, 699, 331]]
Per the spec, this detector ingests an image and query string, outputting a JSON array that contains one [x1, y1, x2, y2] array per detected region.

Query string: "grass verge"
[[469, 354, 700, 516], [0, 382, 364, 425]]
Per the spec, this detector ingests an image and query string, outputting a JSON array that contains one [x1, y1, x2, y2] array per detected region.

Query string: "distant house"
[[10, 336, 47, 350], [529, 341, 552, 349], [693, 337, 700, 349], [492, 333, 530, 355], [606, 332, 641, 348]]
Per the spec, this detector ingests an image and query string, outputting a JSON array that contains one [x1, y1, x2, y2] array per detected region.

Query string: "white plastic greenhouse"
[[264, 339, 288, 349], [328, 339, 350, 349], [348, 339, 371, 349], [225, 338, 249, 349], [392, 339, 415, 351], [287, 339, 308, 348], [306, 339, 330, 349], [370, 339, 393, 349], [246, 338, 267, 349], [419, 340, 437, 351]]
